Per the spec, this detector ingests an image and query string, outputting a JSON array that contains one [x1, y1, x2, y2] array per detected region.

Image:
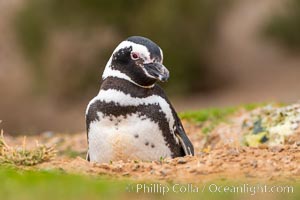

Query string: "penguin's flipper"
[[175, 122, 194, 156], [153, 85, 194, 156], [167, 100, 194, 156]]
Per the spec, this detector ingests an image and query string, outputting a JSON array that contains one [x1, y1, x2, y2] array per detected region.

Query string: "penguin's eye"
[[131, 52, 139, 60]]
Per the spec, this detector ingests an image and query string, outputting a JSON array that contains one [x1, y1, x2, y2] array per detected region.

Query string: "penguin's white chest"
[[88, 112, 172, 163]]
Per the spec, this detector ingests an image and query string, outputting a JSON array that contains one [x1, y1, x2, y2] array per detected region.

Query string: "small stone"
[[177, 158, 187, 164], [245, 172, 256, 178], [99, 164, 110, 170], [160, 170, 167, 176], [258, 144, 268, 149], [189, 168, 197, 173], [250, 160, 258, 168], [270, 146, 284, 153], [291, 123, 298, 130], [132, 164, 140, 171]]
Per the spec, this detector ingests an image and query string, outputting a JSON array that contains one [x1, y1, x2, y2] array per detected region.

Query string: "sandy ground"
[[3, 119, 299, 184]]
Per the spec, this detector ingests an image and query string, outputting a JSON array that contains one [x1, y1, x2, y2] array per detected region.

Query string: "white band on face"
[[102, 40, 164, 87], [113, 41, 152, 63], [102, 66, 155, 88]]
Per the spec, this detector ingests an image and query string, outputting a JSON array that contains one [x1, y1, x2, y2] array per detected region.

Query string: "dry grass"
[[0, 129, 56, 166]]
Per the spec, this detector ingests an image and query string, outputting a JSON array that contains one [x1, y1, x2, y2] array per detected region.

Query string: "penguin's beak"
[[143, 62, 170, 82]]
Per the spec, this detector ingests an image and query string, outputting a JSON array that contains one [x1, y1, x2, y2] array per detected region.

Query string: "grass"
[[179, 103, 269, 123], [0, 130, 56, 166], [0, 168, 298, 200], [0, 168, 126, 200], [179, 103, 270, 134], [180, 107, 237, 123]]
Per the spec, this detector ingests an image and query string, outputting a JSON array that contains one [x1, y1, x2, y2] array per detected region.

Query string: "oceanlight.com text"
[[126, 183, 294, 196]]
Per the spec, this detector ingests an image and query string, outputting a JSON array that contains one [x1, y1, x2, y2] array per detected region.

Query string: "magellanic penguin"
[[86, 36, 194, 163]]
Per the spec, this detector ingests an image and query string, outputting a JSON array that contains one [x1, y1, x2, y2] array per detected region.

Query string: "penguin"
[[86, 36, 194, 163]]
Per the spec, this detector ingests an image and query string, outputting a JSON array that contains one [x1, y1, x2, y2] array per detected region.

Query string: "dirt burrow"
[[3, 120, 299, 183]]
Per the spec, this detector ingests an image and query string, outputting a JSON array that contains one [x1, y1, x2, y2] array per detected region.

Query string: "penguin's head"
[[102, 36, 169, 88]]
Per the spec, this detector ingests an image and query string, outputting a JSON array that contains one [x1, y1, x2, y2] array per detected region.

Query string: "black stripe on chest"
[[86, 100, 184, 157]]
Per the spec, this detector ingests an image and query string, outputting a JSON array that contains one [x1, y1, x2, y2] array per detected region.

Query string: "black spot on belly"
[[145, 141, 149, 146], [134, 134, 139, 138], [151, 144, 155, 148]]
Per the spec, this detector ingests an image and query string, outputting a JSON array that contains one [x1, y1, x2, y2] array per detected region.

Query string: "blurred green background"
[[1, 0, 300, 133]]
